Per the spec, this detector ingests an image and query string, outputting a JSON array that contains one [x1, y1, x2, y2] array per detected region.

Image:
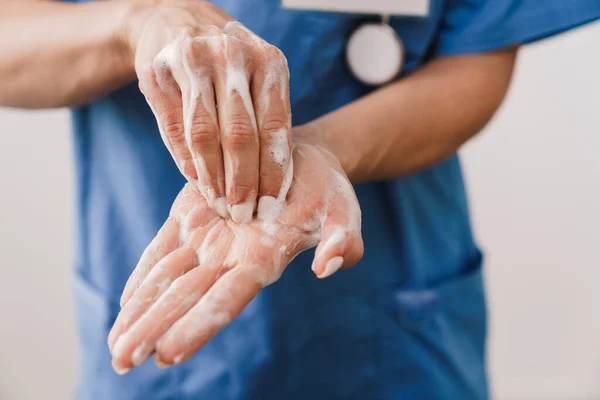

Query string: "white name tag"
[[282, 0, 429, 17]]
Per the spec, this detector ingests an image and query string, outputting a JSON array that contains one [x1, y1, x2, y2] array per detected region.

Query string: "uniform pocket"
[[393, 263, 486, 334], [374, 260, 489, 399]]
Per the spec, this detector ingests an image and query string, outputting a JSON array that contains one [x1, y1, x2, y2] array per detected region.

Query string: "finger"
[[173, 37, 229, 218], [109, 261, 231, 372], [252, 45, 292, 221], [120, 217, 180, 308], [120, 187, 212, 308], [110, 216, 231, 364], [155, 264, 266, 366], [141, 43, 197, 181], [214, 36, 259, 223], [311, 178, 364, 279], [108, 246, 196, 355]]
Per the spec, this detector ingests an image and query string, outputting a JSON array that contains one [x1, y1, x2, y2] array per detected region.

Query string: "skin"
[[298, 48, 518, 183], [1, 0, 293, 223], [0, 0, 517, 373], [108, 142, 363, 373]]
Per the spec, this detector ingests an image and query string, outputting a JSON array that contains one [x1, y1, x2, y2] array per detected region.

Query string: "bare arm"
[[1, 0, 295, 225], [0, 0, 137, 108], [106, 48, 518, 373], [299, 48, 518, 183]]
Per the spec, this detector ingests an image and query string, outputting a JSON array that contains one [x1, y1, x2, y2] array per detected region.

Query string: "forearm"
[[302, 48, 517, 183], [0, 0, 136, 108]]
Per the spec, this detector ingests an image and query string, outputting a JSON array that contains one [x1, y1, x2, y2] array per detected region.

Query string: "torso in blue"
[[70, 0, 600, 398]]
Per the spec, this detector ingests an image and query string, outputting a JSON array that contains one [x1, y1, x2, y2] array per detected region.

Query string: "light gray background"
[[0, 20, 599, 400]]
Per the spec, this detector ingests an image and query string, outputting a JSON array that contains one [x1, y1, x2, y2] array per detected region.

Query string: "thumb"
[[311, 192, 363, 279]]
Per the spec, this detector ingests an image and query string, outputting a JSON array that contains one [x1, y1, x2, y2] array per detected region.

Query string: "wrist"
[[292, 123, 324, 148], [112, 0, 151, 79], [294, 120, 356, 180], [117, 0, 156, 58]]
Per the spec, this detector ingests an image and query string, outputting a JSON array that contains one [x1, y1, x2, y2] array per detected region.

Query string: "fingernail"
[[311, 260, 324, 277], [214, 197, 229, 219], [154, 355, 171, 369], [174, 354, 184, 365], [111, 335, 125, 358], [318, 256, 344, 279], [131, 343, 153, 367], [229, 202, 254, 224], [112, 361, 130, 376], [257, 196, 279, 221]]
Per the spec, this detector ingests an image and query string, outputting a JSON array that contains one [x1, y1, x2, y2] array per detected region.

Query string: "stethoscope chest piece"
[[346, 21, 404, 86]]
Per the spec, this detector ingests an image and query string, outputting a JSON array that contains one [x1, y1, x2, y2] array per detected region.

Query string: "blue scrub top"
[[69, 1, 600, 399]]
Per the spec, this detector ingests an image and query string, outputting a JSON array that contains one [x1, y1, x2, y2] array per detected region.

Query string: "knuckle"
[[228, 183, 257, 203], [223, 35, 243, 56], [162, 119, 186, 145], [138, 79, 152, 96], [181, 41, 198, 66], [152, 53, 171, 75], [224, 121, 256, 148], [185, 39, 214, 66], [261, 117, 288, 135], [138, 62, 155, 83], [190, 121, 219, 148], [264, 44, 283, 58], [230, 183, 256, 193], [137, 64, 157, 94], [190, 40, 219, 68], [265, 45, 288, 69], [227, 35, 244, 50]]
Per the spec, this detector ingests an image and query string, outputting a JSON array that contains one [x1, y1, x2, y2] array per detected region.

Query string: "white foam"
[[229, 201, 254, 224], [332, 169, 362, 234], [260, 221, 279, 237], [319, 227, 346, 256], [278, 155, 294, 203], [152, 34, 233, 219], [269, 128, 289, 166], [224, 43, 257, 129], [197, 223, 222, 266], [214, 197, 228, 219], [260, 235, 275, 248], [257, 195, 278, 221]]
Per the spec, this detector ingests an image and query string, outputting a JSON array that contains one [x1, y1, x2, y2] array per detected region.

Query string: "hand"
[[107, 142, 363, 374], [127, 0, 292, 222]]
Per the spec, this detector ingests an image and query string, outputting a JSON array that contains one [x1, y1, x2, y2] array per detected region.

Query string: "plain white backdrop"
[[0, 20, 599, 400]]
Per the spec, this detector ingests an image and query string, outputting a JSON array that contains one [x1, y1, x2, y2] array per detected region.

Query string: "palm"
[[108, 143, 363, 373]]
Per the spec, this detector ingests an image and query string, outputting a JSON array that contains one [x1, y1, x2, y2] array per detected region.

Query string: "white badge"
[[346, 23, 404, 86], [282, 0, 430, 17]]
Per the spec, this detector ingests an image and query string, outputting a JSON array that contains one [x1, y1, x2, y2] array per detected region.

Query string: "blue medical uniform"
[[69, 1, 600, 399]]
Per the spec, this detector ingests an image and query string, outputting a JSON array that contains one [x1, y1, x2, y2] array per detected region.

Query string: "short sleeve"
[[435, 0, 600, 56]]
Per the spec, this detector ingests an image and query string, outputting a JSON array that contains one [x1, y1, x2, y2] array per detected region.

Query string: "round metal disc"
[[346, 23, 404, 86]]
